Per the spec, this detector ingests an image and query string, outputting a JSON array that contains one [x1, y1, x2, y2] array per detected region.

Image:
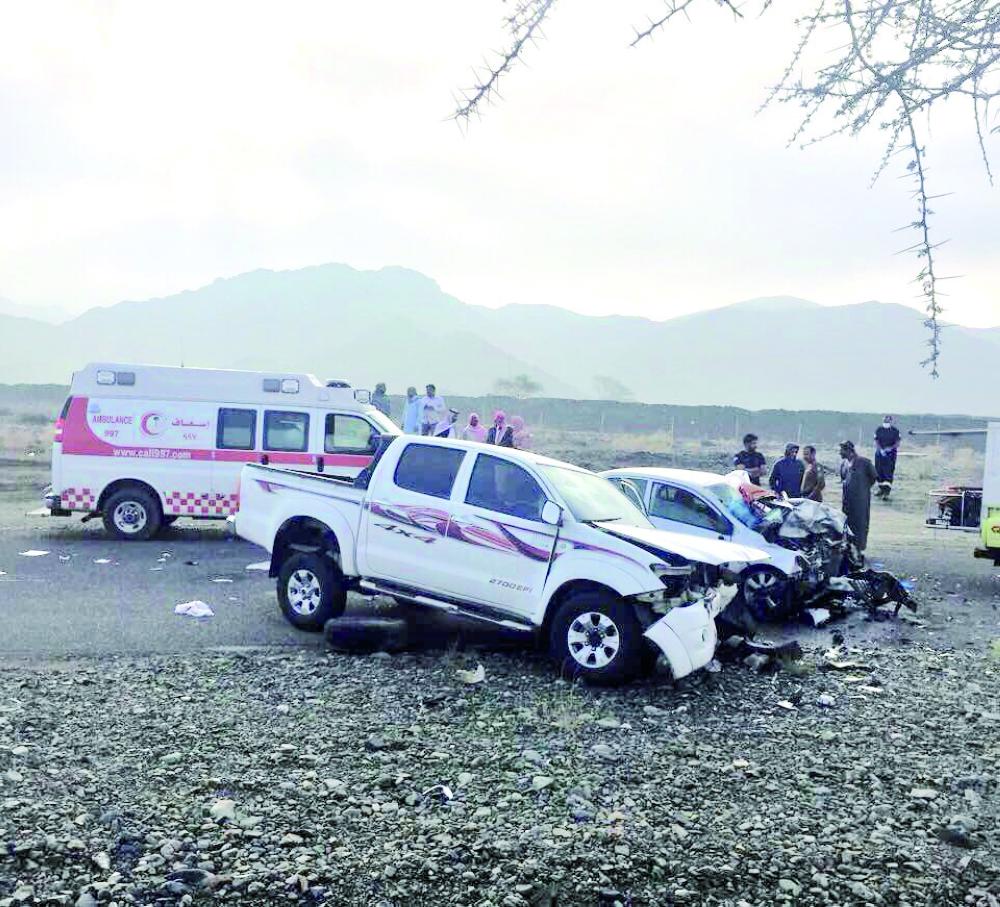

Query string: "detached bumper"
[[643, 600, 718, 680]]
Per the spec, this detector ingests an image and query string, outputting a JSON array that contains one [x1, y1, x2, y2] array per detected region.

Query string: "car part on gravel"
[[323, 615, 409, 653]]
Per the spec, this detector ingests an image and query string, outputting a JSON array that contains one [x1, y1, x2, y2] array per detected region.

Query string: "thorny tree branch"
[[455, 1, 1000, 376]]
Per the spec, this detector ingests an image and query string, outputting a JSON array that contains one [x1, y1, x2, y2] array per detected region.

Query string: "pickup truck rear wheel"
[[550, 591, 644, 686], [277, 552, 347, 631]]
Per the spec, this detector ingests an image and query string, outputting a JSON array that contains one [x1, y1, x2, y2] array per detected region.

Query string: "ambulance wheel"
[[550, 591, 644, 686], [277, 552, 347, 632], [102, 486, 163, 541]]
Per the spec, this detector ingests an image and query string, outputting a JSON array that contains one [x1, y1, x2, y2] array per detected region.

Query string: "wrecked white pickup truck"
[[235, 436, 769, 684]]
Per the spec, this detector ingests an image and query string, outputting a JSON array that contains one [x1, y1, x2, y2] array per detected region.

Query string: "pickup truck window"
[[466, 453, 548, 521], [217, 408, 257, 450], [393, 444, 466, 499], [264, 411, 309, 452], [325, 414, 375, 453], [540, 465, 650, 526]]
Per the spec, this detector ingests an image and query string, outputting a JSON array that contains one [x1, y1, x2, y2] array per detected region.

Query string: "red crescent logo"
[[140, 412, 166, 436]]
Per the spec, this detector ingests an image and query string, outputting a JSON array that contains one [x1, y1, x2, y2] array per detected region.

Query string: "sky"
[[1, 0, 998, 328]]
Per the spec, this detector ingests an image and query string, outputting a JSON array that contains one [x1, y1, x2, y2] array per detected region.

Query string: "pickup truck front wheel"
[[550, 591, 644, 685], [277, 552, 347, 631]]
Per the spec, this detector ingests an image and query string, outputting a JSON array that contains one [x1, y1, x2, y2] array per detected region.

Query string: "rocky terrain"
[[2, 642, 998, 907]]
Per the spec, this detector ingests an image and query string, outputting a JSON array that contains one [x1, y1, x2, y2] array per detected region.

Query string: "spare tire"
[[323, 615, 409, 654]]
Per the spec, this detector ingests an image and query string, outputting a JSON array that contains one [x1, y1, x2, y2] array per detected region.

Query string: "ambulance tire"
[[277, 552, 347, 632], [102, 486, 163, 542]]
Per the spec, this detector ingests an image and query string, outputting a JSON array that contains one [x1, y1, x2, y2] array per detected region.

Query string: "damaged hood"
[[594, 522, 771, 567], [765, 499, 849, 540]]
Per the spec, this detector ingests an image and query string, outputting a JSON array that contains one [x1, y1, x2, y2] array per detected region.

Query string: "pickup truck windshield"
[[540, 466, 652, 526]]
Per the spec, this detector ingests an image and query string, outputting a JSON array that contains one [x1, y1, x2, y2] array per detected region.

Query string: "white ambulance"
[[44, 363, 397, 540]]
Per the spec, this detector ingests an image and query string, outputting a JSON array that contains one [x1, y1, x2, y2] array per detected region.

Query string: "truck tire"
[[740, 566, 792, 622], [324, 615, 409, 653], [549, 590, 645, 685], [102, 486, 163, 541], [277, 552, 347, 631]]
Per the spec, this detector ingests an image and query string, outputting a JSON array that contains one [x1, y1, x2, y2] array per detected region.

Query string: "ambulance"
[[44, 363, 397, 540]]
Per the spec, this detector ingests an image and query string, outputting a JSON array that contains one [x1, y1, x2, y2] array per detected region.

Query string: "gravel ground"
[[2, 643, 998, 907]]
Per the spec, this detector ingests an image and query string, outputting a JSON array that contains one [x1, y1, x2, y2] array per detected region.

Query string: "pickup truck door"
[[358, 442, 468, 594], [445, 452, 556, 618]]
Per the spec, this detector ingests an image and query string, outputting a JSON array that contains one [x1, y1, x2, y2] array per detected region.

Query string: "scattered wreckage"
[[604, 467, 917, 630]]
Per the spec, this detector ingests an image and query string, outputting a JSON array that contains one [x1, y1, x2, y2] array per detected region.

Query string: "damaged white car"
[[235, 437, 771, 684], [602, 467, 850, 620]]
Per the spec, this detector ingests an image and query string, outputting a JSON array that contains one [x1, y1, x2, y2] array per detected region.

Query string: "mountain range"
[[1, 263, 997, 415]]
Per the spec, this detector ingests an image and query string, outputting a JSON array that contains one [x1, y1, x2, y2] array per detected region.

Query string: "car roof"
[[396, 435, 588, 473], [603, 466, 727, 488]]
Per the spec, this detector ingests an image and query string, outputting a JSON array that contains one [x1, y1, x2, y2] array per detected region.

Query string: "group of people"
[[732, 415, 902, 552], [370, 383, 532, 449]]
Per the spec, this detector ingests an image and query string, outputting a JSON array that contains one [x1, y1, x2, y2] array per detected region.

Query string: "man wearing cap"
[[769, 443, 805, 497], [839, 440, 878, 552], [874, 415, 901, 499]]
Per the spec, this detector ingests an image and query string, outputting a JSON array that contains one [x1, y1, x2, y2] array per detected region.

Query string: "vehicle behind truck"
[[44, 362, 395, 540], [235, 435, 771, 684]]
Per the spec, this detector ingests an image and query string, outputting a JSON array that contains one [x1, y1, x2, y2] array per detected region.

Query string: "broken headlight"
[[642, 562, 693, 600]]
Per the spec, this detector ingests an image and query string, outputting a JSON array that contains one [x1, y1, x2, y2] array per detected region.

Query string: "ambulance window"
[[325, 415, 376, 454], [217, 408, 257, 450], [264, 411, 309, 452], [116, 371, 136, 386]]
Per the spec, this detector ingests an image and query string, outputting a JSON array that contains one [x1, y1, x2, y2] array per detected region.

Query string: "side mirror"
[[541, 501, 563, 527], [619, 479, 647, 516]]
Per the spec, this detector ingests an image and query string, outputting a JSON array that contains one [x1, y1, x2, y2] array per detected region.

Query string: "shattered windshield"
[[706, 482, 766, 530]]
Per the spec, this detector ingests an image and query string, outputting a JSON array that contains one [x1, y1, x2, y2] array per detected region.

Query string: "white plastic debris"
[[93, 558, 112, 565], [777, 700, 796, 711], [211, 577, 234, 584], [706, 659, 722, 673], [245, 561, 270, 572], [0, 570, 7, 577], [817, 693, 837, 708], [456, 664, 486, 684], [174, 600, 214, 618], [19, 550, 49, 557], [804, 608, 831, 627], [58, 555, 71, 561]]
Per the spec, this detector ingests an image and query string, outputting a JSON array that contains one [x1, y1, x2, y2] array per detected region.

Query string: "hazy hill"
[[0, 263, 997, 415]]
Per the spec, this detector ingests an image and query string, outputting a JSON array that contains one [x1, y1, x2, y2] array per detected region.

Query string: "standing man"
[[733, 433, 766, 486], [420, 384, 447, 436], [801, 445, 825, 502], [371, 383, 390, 418], [401, 387, 421, 434], [434, 409, 461, 439], [486, 410, 514, 446], [839, 440, 878, 553], [769, 443, 805, 497], [874, 415, 901, 499]]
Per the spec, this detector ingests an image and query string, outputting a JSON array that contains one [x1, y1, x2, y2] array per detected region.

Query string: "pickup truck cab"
[[235, 437, 770, 684]]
